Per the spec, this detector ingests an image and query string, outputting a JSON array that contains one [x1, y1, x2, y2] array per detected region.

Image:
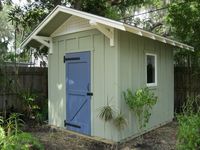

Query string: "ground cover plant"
[[176, 96, 200, 150], [0, 113, 44, 150]]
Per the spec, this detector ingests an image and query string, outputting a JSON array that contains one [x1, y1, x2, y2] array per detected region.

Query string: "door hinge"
[[64, 120, 81, 128], [64, 55, 80, 63]]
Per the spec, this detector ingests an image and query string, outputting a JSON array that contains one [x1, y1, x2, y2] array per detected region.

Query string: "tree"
[[0, 4, 14, 62], [167, 0, 200, 67], [68, 0, 151, 19], [6, 0, 154, 64], [122, 0, 171, 35]]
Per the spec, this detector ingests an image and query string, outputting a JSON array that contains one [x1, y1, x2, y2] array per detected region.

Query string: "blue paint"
[[65, 51, 91, 135]]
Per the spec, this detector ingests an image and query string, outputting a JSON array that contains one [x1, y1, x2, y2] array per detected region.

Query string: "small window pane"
[[147, 55, 155, 84]]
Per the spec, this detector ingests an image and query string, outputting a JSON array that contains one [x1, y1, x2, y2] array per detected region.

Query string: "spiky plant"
[[99, 104, 115, 122], [113, 111, 127, 130]]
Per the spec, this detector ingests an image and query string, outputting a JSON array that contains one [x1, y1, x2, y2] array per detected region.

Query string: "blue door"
[[65, 51, 91, 135]]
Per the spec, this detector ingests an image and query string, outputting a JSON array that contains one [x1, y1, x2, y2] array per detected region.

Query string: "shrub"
[[35, 99, 48, 124], [5, 113, 24, 136], [0, 127, 5, 145], [1, 132, 44, 150], [0, 113, 44, 150], [19, 89, 48, 125], [176, 96, 200, 149], [99, 105, 115, 122], [19, 89, 39, 119], [113, 111, 127, 130], [177, 114, 200, 150], [123, 88, 157, 129], [98, 101, 127, 130]]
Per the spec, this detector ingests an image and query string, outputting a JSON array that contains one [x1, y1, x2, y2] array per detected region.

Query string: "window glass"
[[146, 54, 156, 85]]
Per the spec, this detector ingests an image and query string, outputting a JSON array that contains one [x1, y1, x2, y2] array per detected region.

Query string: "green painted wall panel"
[[78, 36, 93, 49], [48, 28, 174, 142], [49, 29, 120, 141], [66, 38, 78, 50], [48, 41, 59, 126], [118, 30, 174, 141]]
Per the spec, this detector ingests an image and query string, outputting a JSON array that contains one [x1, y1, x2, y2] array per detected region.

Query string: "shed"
[[21, 5, 194, 142]]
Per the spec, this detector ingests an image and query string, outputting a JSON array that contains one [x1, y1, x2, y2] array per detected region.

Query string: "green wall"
[[118, 30, 174, 140], [48, 29, 120, 141], [48, 28, 174, 142]]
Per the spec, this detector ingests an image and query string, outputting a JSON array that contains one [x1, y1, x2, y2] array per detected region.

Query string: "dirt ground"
[[25, 121, 178, 150]]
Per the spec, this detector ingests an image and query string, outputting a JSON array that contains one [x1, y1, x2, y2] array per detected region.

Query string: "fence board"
[[0, 66, 48, 111], [174, 67, 200, 112]]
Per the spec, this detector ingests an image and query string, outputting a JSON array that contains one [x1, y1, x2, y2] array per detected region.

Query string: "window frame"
[[145, 53, 157, 87]]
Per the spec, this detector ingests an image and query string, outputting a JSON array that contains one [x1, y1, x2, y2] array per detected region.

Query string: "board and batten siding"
[[48, 29, 120, 141], [118, 30, 174, 140], [48, 24, 174, 142], [51, 16, 92, 37]]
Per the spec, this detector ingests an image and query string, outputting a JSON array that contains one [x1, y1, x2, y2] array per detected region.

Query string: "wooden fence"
[[0, 66, 48, 111], [0, 65, 198, 113], [174, 67, 200, 112]]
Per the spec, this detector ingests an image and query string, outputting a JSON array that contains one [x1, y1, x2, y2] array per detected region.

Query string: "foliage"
[[167, 0, 200, 68], [67, 0, 151, 19], [0, 126, 5, 144], [113, 111, 127, 130], [168, 1, 199, 47], [19, 89, 40, 119], [99, 102, 115, 122], [122, 0, 171, 37], [0, 4, 14, 55], [1, 132, 44, 150], [0, 113, 43, 150], [5, 113, 24, 136], [0, 113, 24, 137], [98, 101, 127, 130], [123, 88, 157, 129], [4, 0, 159, 64], [0, 116, 3, 125], [19, 89, 48, 124], [176, 96, 200, 149], [35, 99, 48, 124], [177, 114, 200, 150], [182, 96, 200, 115]]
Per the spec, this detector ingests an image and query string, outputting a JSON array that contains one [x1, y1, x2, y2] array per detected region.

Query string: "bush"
[[123, 88, 157, 129], [19, 89, 48, 125], [1, 132, 44, 150], [177, 114, 200, 150], [0, 113, 44, 150], [0, 127, 5, 144], [35, 99, 48, 124], [19, 89, 39, 119], [176, 96, 200, 149]]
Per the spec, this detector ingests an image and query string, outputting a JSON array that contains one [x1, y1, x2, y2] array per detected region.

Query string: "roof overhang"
[[21, 5, 194, 51]]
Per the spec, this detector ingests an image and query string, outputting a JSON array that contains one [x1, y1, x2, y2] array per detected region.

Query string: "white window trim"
[[146, 53, 157, 87]]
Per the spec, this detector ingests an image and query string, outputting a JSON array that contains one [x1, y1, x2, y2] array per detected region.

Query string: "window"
[[146, 53, 157, 86]]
